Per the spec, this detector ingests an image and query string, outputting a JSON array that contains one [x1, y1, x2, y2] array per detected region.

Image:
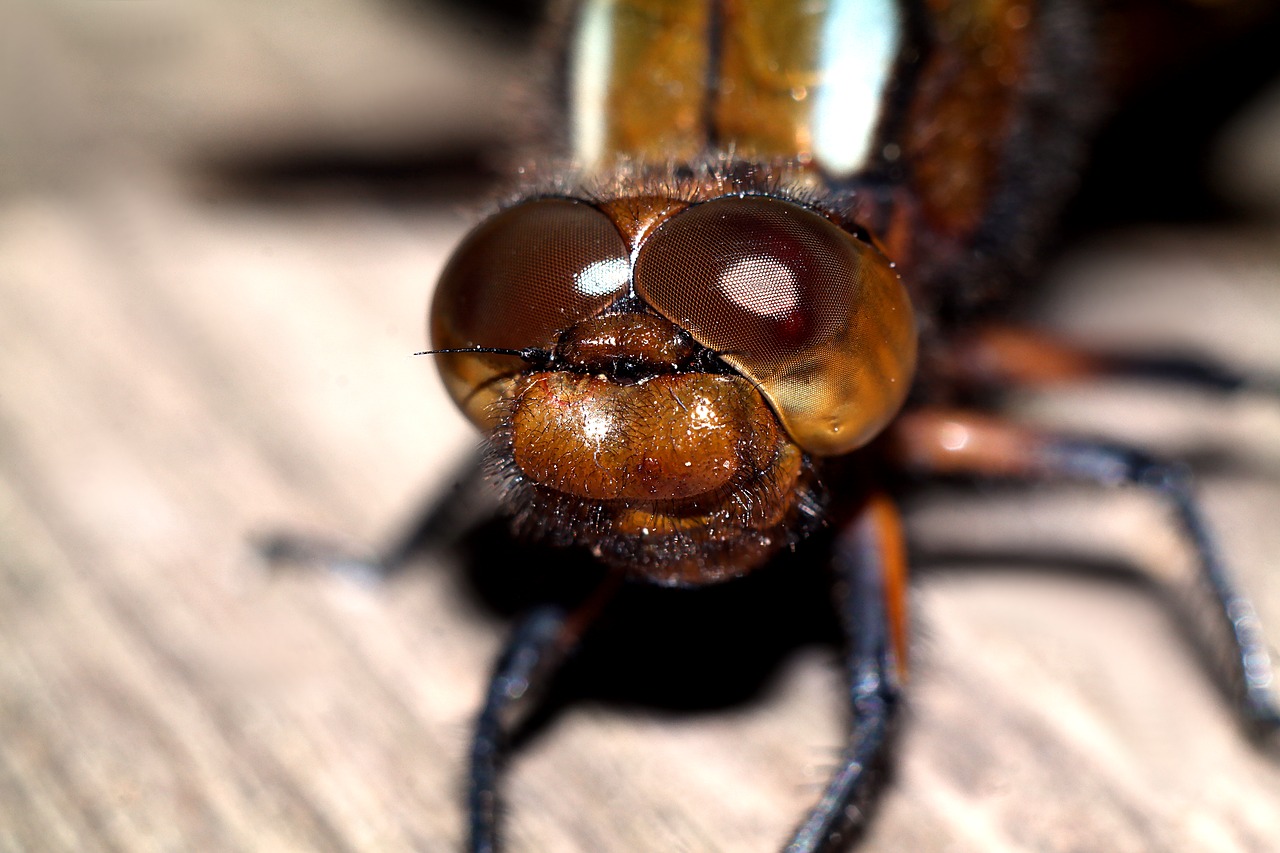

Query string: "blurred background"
[[3, 1, 1280, 851]]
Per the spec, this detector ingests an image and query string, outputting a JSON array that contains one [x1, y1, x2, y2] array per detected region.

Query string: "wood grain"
[[2, 2, 1280, 852]]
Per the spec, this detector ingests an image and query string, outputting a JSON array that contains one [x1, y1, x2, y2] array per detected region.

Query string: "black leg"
[[1046, 438, 1280, 735], [376, 448, 499, 570], [888, 408, 1280, 740], [469, 572, 623, 852], [255, 448, 494, 581], [469, 606, 567, 853], [786, 495, 906, 853]]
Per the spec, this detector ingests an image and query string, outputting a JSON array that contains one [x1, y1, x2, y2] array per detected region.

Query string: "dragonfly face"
[[431, 185, 916, 584]]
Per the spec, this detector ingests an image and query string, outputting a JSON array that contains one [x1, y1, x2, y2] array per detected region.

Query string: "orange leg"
[[848, 492, 911, 687], [938, 324, 1273, 395]]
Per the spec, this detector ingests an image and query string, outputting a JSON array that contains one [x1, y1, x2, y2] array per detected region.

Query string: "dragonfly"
[[267, 0, 1280, 849]]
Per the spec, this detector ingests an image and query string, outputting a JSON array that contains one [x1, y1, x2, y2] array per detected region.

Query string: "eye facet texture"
[[432, 198, 630, 351], [634, 196, 916, 455]]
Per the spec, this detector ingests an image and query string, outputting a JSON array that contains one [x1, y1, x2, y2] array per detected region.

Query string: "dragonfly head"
[[429, 192, 917, 584]]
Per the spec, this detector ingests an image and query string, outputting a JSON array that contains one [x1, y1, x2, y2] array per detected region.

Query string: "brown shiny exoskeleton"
[[271, 0, 1280, 850]]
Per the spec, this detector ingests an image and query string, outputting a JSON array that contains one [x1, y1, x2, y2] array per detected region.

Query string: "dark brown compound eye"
[[634, 196, 917, 455], [430, 198, 631, 430]]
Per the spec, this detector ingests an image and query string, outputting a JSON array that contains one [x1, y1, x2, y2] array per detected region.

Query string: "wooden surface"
[[4, 2, 1280, 851]]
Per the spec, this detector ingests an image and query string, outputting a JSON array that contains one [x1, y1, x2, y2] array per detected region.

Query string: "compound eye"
[[431, 198, 631, 352], [634, 196, 916, 455], [430, 198, 630, 430]]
